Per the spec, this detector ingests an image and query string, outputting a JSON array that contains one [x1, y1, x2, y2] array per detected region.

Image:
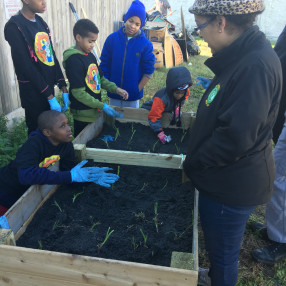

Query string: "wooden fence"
[[0, 0, 132, 115]]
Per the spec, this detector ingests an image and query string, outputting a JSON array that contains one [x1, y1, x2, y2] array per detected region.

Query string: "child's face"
[[125, 16, 141, 37], [76, 32, 98, 54], [173, 90, 186, 101], [45, 114, 73, 146], [23, 0, 46, 13]]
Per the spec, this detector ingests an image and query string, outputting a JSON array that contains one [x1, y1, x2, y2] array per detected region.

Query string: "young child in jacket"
[[142, 67, 192, 143], [4, 0, 69, 135], [63, 19, 128, 137], [0, 110, 119, 216], [100, 0, 155, 108]]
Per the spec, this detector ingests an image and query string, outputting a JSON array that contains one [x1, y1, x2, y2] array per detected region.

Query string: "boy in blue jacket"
[[0, 110, 119, 215], [4, 0, 69, 135], [100, 0, 155, 108]]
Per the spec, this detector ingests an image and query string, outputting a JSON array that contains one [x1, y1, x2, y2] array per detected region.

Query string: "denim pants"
[[199, 193, 256, 286]]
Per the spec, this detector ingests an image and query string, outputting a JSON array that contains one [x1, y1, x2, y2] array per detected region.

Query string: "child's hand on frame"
[[116, 88, 129, 100]]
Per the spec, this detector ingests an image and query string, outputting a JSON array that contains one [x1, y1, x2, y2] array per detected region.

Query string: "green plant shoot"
[[181, 130, 188, 143], [38, 240, 43, 250], [139, 182, 148, 192], [152, 139, 159, 152], [101, 139, 109, 149], [153, 202, 159, 233], [53, 200, 62, 212], [160, 179, 168, 191], [114, 127, 120, 141], [97, 227, 114, 250], [175, 143, 180, 155], [139, 228, 148, 247], [72, 191, 84, 203], [89, 222, 101, 232]]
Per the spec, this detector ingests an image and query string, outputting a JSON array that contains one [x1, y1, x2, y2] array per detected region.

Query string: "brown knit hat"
[[189, 0, 264, 15]]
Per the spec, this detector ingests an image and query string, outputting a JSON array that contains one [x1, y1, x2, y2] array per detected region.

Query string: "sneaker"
[[198, 267, 211, 286], [251, 242, 286, 265], [250, 222, 269, 241]]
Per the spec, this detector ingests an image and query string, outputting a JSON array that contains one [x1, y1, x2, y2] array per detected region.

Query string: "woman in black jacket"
[[183, 1, 282, 285]]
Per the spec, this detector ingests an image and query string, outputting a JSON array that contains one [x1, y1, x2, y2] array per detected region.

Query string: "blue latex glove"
[[101, 135, 114, 142], [61, 93, 69, 112], [0, 216, 10, 229], [103, 103, 123, 118], [48, 97, 61, 112], [196, 76, 212, 89], [70, 160, 119, 187]]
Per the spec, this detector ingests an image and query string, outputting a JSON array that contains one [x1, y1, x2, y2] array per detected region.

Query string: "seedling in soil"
[[153, 202, 159, 233], [89, 222, 101, 232], [160, 178, 168, 192], [101, 139, 110, 149], [53, 200, 62, 212], [172, 224, 193, 241], [52, 220, 61, 231], [139, 228, 148, 248], [114, 126, 120, 141], [38, 240, 43, 250], [72, 191, 84, 203], [152, 139, 159, 152], [181, 129, 188, 143], [112, 166, 120, 190], [131, 236, 139, 251], [138, 182, 148, 192], [175, 143, 180, 155], [127, 126, 136, 147], [97, 227, 114, 252], [134, 211, 146, 222]]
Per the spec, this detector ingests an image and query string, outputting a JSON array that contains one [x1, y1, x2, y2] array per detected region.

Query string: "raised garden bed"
[[17, 164, 194, 267], [87, 121, 189, 155], [0, 108, 198, 286]]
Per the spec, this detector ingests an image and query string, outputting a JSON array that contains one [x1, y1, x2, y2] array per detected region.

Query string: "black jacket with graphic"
[[183, 26, 282, 206], [0, 130, 75, 208], [4, 12, 66, 107]]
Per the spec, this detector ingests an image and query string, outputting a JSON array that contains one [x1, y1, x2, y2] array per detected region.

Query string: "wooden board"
[[110, 107, 196, 130], [84, 148, 185, 169], [0, 245, 198, 286], [164, 29, 175, 68], [171, 36, 184, 66]]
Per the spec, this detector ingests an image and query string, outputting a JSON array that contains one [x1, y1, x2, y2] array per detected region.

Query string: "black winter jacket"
[[183, 26, 282, 206]]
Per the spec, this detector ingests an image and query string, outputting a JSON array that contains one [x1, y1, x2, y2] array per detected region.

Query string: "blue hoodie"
[[100, 26, 155, 101]]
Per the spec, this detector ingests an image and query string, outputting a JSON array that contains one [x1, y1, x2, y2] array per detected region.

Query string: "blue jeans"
[[199, 193, 256, 286]]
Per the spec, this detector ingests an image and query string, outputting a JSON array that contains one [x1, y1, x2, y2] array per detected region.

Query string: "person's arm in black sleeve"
[[59, 142, 77, 171], [4, 22, 54, 98]]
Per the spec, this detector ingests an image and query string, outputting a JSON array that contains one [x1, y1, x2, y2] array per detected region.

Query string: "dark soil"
[[17, 163, 195, 267], [87, 122, 190, 155]]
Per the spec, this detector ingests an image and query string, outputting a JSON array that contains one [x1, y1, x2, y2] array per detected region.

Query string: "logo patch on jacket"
[[86, 64, 101, 93], [39, 155, 60, 168], [206, 84, 220, 107], [34, 32, 55, 66]]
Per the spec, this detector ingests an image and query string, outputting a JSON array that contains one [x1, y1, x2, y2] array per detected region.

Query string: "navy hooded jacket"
[[100, 27, 155, 101]]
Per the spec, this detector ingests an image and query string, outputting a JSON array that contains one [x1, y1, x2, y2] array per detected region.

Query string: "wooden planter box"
[[0, 107, 198, 286]]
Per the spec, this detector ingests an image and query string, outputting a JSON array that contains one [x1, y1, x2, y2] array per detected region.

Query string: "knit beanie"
[[124, 0, 146, 27]]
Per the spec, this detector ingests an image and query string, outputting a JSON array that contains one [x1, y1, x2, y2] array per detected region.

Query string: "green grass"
[[142, 38, 214, 113]]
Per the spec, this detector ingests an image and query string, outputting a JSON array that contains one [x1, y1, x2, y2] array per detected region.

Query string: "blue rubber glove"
[[103, 103, 123, 118], [48, 97, 61, 112], [101, 135, 114, 142], [70, 160, 119, 187], [61, 93, 69, 112], [196, 76, 212, 89], [0, 216, 10, 229]]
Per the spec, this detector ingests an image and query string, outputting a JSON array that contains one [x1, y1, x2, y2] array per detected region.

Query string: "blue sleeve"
[[141, 40, 155, 76], [18, 167, 72, 185], [100, 35, 113, 80]]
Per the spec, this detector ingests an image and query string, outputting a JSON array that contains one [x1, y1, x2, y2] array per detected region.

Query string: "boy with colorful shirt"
[[63, 19, 128, 137], [100, 0, 155, 108], [0, 110, 119, 216], [4, 0, 69, 134], [142, 67, 192, 143]]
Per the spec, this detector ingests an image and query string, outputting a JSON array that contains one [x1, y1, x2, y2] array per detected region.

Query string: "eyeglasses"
[[194, 17, 216, 33]]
